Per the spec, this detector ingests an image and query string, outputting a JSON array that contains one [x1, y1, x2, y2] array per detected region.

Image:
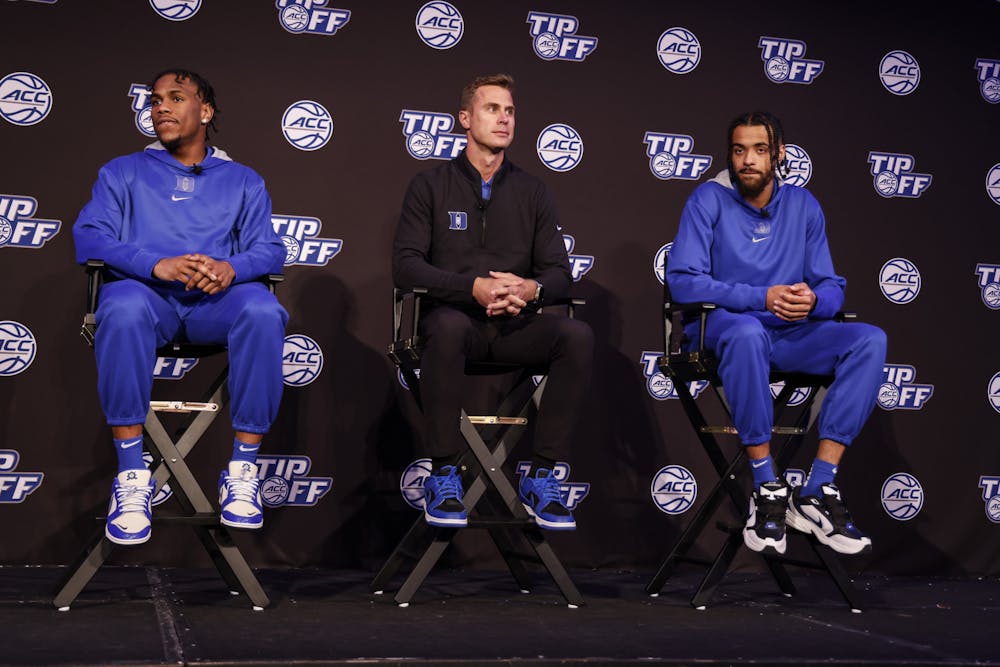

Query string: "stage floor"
[[2, 565, 997, 667]]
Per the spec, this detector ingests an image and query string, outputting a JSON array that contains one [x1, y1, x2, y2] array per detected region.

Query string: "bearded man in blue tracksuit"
[[667, 112, 886, 556], [393, 74, 594, 531], [73, 69, 288, 545]]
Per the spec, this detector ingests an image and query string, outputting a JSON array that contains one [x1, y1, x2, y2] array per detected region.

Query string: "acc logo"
[[979, 476, 1000, 523], [988, 372, 1000, 414], [0, 320, 36, 377], [282, 101, 333, 151], [273, 215, 342, 266], [127, 83, 156, 137], [0, 195, 61, 249], [415, 1, 463, 50], [149, 0, 200, 20], [879, 50, 920, 96], [769, 381, 811, 407], [657, 27, 701, 74], [399, 110, 467, 160], [0, 450, 43, 503], [276, 0, 350, 36], [282, 334, 324, 386], [643, 132, 712, 181], [879, 257, 920, 304], [867, 152, 932, 198], [986, 163, 1000, 206], [152, 357, 198, 379], [783, 144, 812, 187], [974, 263, 1000, 310], [400, 458, 433, 509], [639, 351, 709, 401], [879, 363, 934, 411], [974, 58, 1000, 104], [651, 465, 697, 515], [526, 11, 598, 62], [0, 72, 53, 126], [881, 472, 923, 521], [563, 235, 594, 281], [653, 242, 672, 285], [257, 455, 332, 507], [537, 124, 584, 172], [398, 367, 420, 391], [515, 461, 590, 510], [758, 37, 824, 84]]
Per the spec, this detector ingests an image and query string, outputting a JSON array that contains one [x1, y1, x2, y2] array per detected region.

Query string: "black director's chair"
[[53, 260, 281, 611], [370, 288, 585, 608], [645, 283, 865, 612]]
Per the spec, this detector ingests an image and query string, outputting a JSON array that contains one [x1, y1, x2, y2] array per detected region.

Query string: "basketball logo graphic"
[[281, 100, 333, 151], [0, 72, 53, 126], [986, 163, 1000, 206], [148, 0, 201, 21], [647, 373, 673, 400], [0, 216, 12, 246], [879, 50, 920, 96], [533, 32, 561, 59], [881, 472, 924, 521], [651, 465, 697, 515], [415, 1, 463, 50], [400, 458, 433, 509], [783, 144, 812, 187], [261, 476, 291, 507], [877, 382, 901, 409], [879, 257, 921, 304], [0, 321, 37, 377], [280, 3, 310, 32], [656, 27, 701, 74], [875, 170, 899, 196], [282, 334, 324, 386], [407, 131, 435, 159], [536, 124, 584, 172], [989, 372, 1000, 414], [651, 152, 677, 179], [766, 56, 790, 82], [653, 242, 672, 285], [281, 235, 301, 265]]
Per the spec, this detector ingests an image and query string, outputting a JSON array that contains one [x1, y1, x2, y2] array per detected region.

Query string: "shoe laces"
[[757, 483, 789, 522], [115, 482, 152, 513], [820, 484, 854, 526], [224, 474, 260, 504], [432, 470, 463, 501], [531, 471, 563, 505]]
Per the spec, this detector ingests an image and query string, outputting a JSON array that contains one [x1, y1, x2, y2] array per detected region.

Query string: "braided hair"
[[726, 111, 789, 184], [148, 68, 219, 140]]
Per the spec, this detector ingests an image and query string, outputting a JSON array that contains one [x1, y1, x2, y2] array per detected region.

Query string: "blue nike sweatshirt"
[[666, 170, 846, 323], [73, 142, 284, 288]]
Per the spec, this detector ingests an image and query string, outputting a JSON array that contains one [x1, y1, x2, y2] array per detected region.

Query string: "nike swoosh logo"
[[120, 439, 142, 449], [752, 236, 769, 243], [238, 445, 257, 452], [751, 459, 769, 468], [171, 194, 192, 201]]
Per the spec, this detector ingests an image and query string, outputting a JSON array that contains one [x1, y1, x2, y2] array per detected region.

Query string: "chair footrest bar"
[[700, 425, 805, 435], [467, 416, 528, 425], [96, 512, 222, 525], [468, 518, 535, 527], [150, 400, 219, 413]]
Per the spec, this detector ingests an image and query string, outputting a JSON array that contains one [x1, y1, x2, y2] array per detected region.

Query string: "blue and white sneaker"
[[218, 461, 263, 529], [786, 483, 872, 555], [423, 465, 468, 528], [743, 479, 789, 555], [519, 468, 576, 531], [106, 469, 155, 545]]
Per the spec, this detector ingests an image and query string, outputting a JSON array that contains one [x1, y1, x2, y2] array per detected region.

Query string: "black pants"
[[417, 306, 594, 461]]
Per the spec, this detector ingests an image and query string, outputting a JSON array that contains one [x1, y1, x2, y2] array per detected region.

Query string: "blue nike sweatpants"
[[94, 279, 288, 434], [691, 310, 887, 447]]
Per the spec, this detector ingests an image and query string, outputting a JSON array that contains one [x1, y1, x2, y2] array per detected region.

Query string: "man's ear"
[[458, 109, 470, 130]]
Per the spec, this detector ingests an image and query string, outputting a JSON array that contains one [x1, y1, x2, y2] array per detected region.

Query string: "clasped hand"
[[765, 282, 816, 322], [153, 253, 235, 295], [473, 271, 537, 317]]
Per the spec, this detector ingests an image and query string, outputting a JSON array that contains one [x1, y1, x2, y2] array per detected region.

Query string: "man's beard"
[[160, 136, 181, 152], [735, 168, 773, 199]]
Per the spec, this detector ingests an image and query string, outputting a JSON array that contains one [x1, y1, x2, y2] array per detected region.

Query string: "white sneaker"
[[106, 469, 155, 545], [218, 461, 263, 529]]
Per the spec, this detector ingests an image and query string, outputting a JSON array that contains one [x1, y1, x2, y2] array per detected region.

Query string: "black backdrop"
[[1, 0, 997, 576]]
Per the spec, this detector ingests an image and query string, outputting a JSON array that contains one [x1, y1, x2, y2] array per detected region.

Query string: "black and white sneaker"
[[743, 479, 790, 555], [786, 483, 872, 555]]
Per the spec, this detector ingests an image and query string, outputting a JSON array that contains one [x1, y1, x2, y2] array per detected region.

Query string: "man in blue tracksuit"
[[73, 69, 288, 545], [393, 74, 594, 531], [667, 112, 886, 556]]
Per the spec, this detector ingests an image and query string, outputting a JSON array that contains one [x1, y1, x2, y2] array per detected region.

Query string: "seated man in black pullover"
[[392, 73, 594, 530]]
